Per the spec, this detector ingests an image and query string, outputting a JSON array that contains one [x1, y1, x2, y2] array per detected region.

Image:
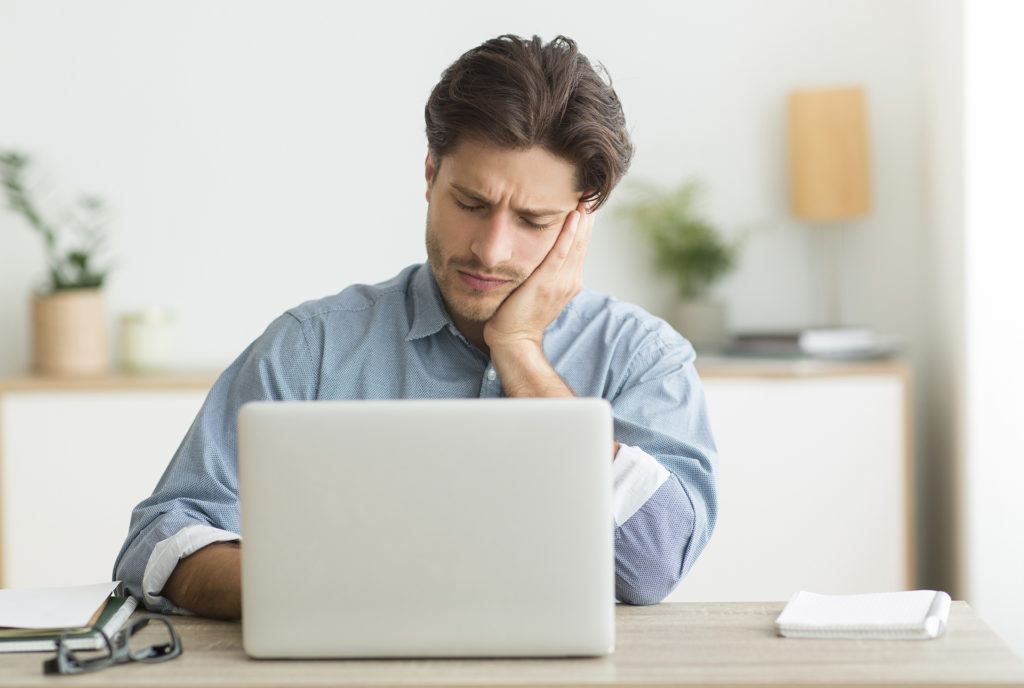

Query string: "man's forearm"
[[491, 341, 620, 458], [491, 341, 573, 398], [162, 541, 242, 620]]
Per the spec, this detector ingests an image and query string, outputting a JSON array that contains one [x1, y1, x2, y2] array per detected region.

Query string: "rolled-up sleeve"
[[610, 337, 718, 605], [112, 312, 318, 612]]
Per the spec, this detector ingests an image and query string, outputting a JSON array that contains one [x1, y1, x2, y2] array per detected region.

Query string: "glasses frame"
[[42, 614, 182, 676]]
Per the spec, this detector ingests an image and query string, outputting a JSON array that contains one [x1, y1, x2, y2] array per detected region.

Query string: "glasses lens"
[[46, 631, 115, 674], [127, 617, 181, 663]]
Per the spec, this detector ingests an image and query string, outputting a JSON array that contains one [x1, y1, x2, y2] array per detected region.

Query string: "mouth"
[[456, 270, 512, 292]]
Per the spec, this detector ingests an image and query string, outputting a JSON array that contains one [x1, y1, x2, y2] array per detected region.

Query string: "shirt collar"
[[406, 264, 454, 342]]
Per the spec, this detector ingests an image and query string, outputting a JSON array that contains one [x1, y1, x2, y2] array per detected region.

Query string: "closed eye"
[[453, 198, 553, 230], [454, 198, 484, 213]]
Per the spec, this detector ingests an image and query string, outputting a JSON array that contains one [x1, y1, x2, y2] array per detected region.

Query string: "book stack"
[[0, 581, 137, 653], [724, 327, 902, 360]]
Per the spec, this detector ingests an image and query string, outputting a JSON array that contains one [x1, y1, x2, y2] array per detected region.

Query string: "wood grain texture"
[[0, 602, 1020, 687], [0, 372, 218, 393], [788, 86, 871, 221], [0, 359, 908, 393]]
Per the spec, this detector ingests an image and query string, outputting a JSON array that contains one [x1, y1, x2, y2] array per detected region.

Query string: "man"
[[113, 34, 718, 619]]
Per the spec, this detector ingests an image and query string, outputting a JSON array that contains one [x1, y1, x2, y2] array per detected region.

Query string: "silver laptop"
[[237, 398, 615, 658]]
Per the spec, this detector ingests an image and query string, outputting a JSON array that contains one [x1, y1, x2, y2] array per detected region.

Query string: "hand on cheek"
[[483, 200, 594, 352]]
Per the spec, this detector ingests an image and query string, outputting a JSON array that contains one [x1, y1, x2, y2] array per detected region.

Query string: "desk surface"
[[1, 602, 1022, 687]]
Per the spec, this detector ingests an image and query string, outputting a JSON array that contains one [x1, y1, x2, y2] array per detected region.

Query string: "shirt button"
[[486, 367, 497, 381]]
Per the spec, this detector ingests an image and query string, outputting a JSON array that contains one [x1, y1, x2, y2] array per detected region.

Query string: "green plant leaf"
[[2, 150, 114, 291], [67, 250, 89, 271], [617, 178, 739, 300]]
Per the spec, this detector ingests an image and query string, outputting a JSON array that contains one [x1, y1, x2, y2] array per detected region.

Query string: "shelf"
[[0, 371, 220, 393], [0, 357, 910, 393], [697, 355, 909, 379]]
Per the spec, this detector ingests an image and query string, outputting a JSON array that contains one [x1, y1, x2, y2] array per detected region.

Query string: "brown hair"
[[424, 34, 634, 211]]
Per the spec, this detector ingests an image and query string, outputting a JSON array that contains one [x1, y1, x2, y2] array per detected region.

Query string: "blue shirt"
[[113, 263, 718, 607]]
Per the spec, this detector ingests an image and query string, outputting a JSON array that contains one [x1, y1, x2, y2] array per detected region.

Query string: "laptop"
[[236, 398, 615, 658]]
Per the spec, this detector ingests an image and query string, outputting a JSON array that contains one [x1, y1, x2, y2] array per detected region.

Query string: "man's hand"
[[481, 199, 615, 461], [483, 199, 594, 351]]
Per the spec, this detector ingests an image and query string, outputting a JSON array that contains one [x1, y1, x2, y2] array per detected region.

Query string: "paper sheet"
[[0, 581, 120, 630]]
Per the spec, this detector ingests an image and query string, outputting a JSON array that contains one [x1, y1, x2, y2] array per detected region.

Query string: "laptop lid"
[[237, 398, 615, 658]]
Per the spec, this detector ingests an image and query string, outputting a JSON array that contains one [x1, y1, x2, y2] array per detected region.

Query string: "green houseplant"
[[1, 150, 114, 376], [618, 179, 740, 350]]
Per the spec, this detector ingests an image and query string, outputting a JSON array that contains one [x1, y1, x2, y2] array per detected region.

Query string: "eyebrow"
[[449, 182, 567, 219]]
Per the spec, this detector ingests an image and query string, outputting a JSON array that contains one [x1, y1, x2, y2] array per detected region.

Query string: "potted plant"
[[1, 151, 115, 376], [618, 179, 740, 351]]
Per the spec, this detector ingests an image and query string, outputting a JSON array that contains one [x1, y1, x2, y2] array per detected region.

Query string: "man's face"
[[424, 139, 580, 326]]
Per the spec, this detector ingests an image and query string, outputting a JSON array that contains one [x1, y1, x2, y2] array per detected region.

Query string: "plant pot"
[[31, 288, 110, 377], [672, 299, 729, 353]]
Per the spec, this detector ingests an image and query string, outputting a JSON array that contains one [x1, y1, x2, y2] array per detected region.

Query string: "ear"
[[580, 191, 598, 213], [424, 150, 437, 202]]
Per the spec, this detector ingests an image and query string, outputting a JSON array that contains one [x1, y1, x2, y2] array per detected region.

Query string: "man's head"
[[423, 34, 634, 330]]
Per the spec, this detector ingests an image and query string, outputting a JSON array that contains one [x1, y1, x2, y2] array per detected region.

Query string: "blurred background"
[[1, 0, 1021, 657]]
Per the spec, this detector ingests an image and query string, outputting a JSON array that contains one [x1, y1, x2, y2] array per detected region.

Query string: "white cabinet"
[[0, 376, 211, 588], [666, 359, 912, 601], [0, 361, 912, 600]]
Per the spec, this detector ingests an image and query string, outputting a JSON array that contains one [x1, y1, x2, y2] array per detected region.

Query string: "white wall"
[[964, 0, 1024, 658], [1, 0, 929, 371]]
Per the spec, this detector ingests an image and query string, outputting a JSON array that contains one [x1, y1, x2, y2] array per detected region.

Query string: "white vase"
[[119, 307, 176, 373], [672, 299, 729, 353]]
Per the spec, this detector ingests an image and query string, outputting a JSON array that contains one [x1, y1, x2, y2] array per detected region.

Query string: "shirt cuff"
[[142, 524, 241, 614], [612, 443, 671, 527]]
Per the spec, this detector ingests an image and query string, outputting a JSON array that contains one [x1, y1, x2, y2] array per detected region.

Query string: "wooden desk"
[[1, 602, 1022, 687]]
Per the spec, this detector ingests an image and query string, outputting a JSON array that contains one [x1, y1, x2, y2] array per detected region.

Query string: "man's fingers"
[[577, 205, 593, 251], [530, 201, 588, 285], [565, 203, 592, 268], [546, 209, 581, 268]]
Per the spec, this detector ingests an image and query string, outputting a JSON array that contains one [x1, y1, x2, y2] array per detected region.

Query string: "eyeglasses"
[[42, 614, 182, 676]]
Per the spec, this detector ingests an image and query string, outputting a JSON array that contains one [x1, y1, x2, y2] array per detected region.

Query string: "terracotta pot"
[[672, 299, 730, 353], [31, 288, 110, 377]]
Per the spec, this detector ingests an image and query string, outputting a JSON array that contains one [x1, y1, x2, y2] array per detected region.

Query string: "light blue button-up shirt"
[[113, 263, 718, 607]]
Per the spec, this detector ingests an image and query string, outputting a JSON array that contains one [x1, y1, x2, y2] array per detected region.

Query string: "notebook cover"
[[0, 596, 138, 653]]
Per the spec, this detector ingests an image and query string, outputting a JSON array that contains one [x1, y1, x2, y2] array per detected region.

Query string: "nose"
[[469, 212, 514, 269]]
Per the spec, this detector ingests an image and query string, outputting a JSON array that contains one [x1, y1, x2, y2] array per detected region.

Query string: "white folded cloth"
[[776, 590, 952, 639]]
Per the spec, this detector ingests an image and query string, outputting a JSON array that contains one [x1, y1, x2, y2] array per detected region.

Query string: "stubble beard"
[[424, 216, 521, 324]]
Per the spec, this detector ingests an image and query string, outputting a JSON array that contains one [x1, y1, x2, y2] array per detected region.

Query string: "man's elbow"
[[612, 467, 720, 605], [615, 565, 684, 605]]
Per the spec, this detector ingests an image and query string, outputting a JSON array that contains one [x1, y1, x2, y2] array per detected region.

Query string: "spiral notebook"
[[775, 590, 952, 640], [0, 596, 137, 653]]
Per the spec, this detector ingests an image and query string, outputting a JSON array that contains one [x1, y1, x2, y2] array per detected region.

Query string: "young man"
[[113, 34, 718, 619]]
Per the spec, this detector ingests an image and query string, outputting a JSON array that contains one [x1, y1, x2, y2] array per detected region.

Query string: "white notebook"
[[776, 590, 952, 640]]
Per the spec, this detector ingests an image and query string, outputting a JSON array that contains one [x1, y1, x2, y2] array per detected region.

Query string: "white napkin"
[[776, 590, 952, 639]]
